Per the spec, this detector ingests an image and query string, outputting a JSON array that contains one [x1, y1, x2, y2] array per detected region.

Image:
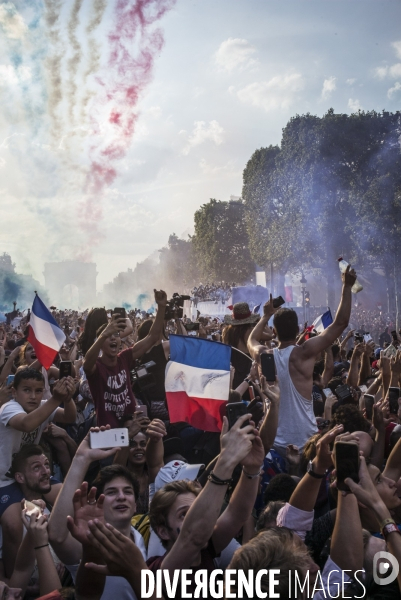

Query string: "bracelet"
[[242, 466, 263, 479], [244, 377, 251, 385], [34, 544, 49, 550], [379, 517, 396, 531], [208, 471, 233, 486], [382, 523, 400, 539]]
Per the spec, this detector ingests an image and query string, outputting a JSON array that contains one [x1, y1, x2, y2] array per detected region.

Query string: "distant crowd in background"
[[190, 281, 235, 305]]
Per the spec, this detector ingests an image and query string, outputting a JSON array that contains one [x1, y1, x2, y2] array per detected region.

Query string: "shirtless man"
[[248, 266, 357, 456]]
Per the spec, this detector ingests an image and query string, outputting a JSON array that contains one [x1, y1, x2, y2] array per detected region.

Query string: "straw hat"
[[224, 302, 260, 326]]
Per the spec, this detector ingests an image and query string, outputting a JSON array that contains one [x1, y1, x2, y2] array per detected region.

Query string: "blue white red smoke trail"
[[76, 0, 176, 258]]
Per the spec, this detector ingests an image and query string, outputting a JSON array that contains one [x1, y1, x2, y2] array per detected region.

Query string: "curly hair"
[[330, 404, 371, 434]]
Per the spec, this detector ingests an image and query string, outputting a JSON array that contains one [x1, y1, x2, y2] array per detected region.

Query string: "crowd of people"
[[190, 282, 235, 305], [0, 266, 401, 598]]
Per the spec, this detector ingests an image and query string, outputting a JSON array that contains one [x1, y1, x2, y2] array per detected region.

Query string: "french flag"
[[312, 309, 333, 334], [27, 295, 66, 369], [165, 335, 231, 432]]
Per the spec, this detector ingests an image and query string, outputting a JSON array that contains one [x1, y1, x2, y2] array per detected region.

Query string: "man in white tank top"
[[248, 266, 358, 456]]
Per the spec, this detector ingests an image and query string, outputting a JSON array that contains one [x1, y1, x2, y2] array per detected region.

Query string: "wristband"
[[382, 523, 400, 539], [208, 471, 233, 486], [244, 377, 251, 385], [34, 544, 49, 550], [242, 466, 263, 479], [379, 517, 396, 531]]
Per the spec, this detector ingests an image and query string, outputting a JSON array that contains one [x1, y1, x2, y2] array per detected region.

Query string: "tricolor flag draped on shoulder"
[[27, 295, 66, 369], [165, 334, 231, 432], [312, 309, 333, 334]]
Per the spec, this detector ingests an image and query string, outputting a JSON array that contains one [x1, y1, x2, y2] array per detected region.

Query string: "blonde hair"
[[149, 480, 200, 548], [228, 528, 311, 599], [19, 342, 30, 366]]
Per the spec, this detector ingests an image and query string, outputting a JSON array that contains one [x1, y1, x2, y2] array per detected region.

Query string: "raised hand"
[[220, 414, 257, 467], [286, 444, 301, 467], [260, 375, 280, 405], [263, 294, 278, 319], [101, 314, 126, 338], [52, 376, 75, 403], [21, 503, 49, 548], [342, 264, 357, 287], [85, 521, 147, 579], [146, 418, 167, 442], [344, 455, 383, 509], [76, 426, 121, 463], [66, 482, 105, 547], [154, 289, 167, 307], [314, 424, 344, 472]]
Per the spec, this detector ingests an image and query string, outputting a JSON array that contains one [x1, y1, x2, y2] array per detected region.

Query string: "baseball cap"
[[154, 460, 204, 492]]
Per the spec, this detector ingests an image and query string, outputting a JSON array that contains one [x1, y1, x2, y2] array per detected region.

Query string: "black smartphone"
[[226, 402, 250, 429], [59, 361, 72, 378], [364, 394, 375, 420], [272, 296, 285, 309], [334, 384, 353, 404], [389, 387, 400, 415], [113, 307, 127, 319], [184, 322, 200, 331], [261, 353, 275, 382], [335, 442, 360, 492]]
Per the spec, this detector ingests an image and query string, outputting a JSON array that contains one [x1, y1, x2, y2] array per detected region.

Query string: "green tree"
[[242, 109, 401, 308], [192, 199, 254, 283]]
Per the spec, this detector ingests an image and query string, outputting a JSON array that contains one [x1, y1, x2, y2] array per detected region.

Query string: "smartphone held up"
[[89, 428, 129, 449]]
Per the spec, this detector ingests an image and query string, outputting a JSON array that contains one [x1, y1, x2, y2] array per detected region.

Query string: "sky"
[[1, 0, 401, 290]]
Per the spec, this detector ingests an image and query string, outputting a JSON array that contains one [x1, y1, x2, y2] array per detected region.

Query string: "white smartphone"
[[323, 388, 333, 398], [363, 334, 373, 343], [359, 385, 368, 394], [89, 428, 129, 449]]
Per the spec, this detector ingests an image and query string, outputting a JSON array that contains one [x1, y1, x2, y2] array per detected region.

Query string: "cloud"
[[0, 64, 31, 86], [392, 41, 401, 60], [235, 74, 304, 112], [346, 78, 356, 85], [375, 64, 401, 79], [375, 40, 401, 79], [182, 120, 224, 155], [0, 3, 27, 39], [215, 38, 258, 72], [388, 82, 401, 98], [348, 98, 362, 112], [199, 158, 240, 176], [321, 76, 336, 100]]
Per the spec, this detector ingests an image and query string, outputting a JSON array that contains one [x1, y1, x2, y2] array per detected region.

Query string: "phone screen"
[[335, 442, 360, 491], [113, 307, 127, 319], [135, 405, 148, 418], [272, 296, 285, 309], [226, 402, 250, 429], [261, 353, 275, 381], [59, 361, 72, 378], [389, 387, 400, 414], [364, 394, 375, 420]]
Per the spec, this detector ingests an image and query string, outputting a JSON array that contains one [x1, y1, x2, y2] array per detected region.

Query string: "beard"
[[27, 478, 51, 495]]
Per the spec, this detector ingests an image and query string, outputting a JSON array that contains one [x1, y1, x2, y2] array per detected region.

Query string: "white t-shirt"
[[0, 400, 57, 487], [66, 527, 147, 600]]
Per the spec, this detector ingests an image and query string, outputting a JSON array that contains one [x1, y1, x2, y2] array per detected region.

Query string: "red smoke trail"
[[76, 0, 176, 259]]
